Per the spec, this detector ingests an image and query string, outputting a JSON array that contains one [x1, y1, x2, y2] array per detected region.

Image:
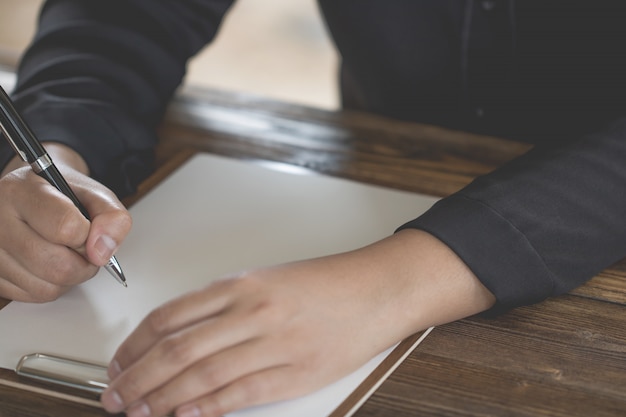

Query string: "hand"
[[0, 144, 131, 302], [101, 229, 495, 417]]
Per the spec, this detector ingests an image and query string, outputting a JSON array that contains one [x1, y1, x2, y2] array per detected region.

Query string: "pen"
[[0, 86, 127, 287]]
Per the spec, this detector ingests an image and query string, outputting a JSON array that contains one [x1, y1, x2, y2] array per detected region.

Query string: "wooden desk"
[[1, 84, 625, 417]]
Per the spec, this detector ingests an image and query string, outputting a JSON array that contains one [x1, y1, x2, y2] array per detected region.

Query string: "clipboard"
[[11, 329, 434, 417], [0, 151, 438, 416], [10, 325, 433, 417]]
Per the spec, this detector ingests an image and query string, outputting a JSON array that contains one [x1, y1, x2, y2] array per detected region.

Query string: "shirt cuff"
[[397, 193, 556, 315]]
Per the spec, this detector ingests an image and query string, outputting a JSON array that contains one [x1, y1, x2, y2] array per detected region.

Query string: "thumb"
[[86, 208, 132, 266], [44, 152, 132, 266]]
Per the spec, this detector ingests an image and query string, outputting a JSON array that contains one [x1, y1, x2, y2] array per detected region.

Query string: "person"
[[1, 1, 625, 416]]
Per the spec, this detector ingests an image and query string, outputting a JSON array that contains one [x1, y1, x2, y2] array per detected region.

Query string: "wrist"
[[359, 229, 496, 335]]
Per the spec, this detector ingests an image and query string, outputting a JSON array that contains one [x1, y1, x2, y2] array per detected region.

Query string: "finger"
[[0, 210, 97, 287], [0, 248, 72, 302], [176, 366, 311, 417], [85, 210, 131, 266], [114, 336, 291, 417], [12, 173, 91, 249], [0, 279, 37, 303], [109, 280, 236, 373], [76, 185, 132, 266], [103, 304, 264, 411]]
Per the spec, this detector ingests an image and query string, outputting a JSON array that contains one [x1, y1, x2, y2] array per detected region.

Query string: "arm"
[[0, 0, 234, 300], [401, 121, 626, 314], [318, 0, 626, 314], [101, 229, 495, 417], [1, 0, 235, 196], [99, 122, 626, 416]]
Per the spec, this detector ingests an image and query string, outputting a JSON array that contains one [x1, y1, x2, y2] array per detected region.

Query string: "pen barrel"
[[0, 86, 47, 162], [38, 164, 91, 219]]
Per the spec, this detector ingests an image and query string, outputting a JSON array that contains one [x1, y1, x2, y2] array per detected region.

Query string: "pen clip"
[[0, 121, 28, 163], [0, 85, 43, 163], [16, 353, 109, 394]]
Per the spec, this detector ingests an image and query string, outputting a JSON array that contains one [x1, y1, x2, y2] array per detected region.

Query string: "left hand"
[[100, 229, 495, 417]]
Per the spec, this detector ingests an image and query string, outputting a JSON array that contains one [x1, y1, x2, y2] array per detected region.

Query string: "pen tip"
[[104, 257, 128, 288]]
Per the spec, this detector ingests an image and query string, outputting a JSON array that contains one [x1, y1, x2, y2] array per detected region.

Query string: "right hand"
[[0, 144, 132, 302]]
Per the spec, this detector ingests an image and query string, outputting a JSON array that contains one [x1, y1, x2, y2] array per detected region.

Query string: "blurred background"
[[0, 0, 339, 109]]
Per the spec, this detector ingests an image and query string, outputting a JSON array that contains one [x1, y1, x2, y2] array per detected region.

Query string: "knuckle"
[[251, 294, 294, 331], [211, 400, 228, 417], [46, 258, 74, 283], [237, 378, 268, 406], [232, 275, 289, 327], [20, 231, 41, 260], [196, 359, 227, 390], [253, 299, 284, 327], [55, 207, 87, 246], [150, 389, 211, 417], [0, 185, 15, 205], [115, 210, 133, 234], [202, 399, 227, 417], [227, 275, 255, 295], [31, 283, 64, 303], [94, 201, 132, 237], [158, 333, 195, 365], [1, 171, 23, 193], [43, 251, 92, 286], [121, 372, 146, 401], [146, 304, 175, 336], [144, 390, 173, 417], [202, 392, 232, 417]]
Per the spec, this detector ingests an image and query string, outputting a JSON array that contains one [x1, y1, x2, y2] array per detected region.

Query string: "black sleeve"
[[398, 119, 626, 314], [0, 0, 234, 197]]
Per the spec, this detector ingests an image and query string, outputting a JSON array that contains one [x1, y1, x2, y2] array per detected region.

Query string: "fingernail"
[[127, 401, 151, 417], [177, 405, 201, 417], [94, 235, 116, 262], [101, 389, 124, 412], [108, 359, 122, 379]]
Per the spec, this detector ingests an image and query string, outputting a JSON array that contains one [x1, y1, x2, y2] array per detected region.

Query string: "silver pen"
[[0, 86, 127, 287]]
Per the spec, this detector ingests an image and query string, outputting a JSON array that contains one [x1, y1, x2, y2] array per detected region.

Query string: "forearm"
[[400, 116, 626, 313], [347, 228, 495, 337], [9, 0, 235, 197]]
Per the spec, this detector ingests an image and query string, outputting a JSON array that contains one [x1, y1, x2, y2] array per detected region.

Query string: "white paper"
[[0, 153, 438, 416]]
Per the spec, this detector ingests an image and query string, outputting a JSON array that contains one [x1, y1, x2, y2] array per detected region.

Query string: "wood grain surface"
[[1, 83, 624, 416], [356, 295, 626, 416]]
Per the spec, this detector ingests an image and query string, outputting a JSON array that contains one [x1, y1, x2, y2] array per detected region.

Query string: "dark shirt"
[[2, 0, 626, 313]]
